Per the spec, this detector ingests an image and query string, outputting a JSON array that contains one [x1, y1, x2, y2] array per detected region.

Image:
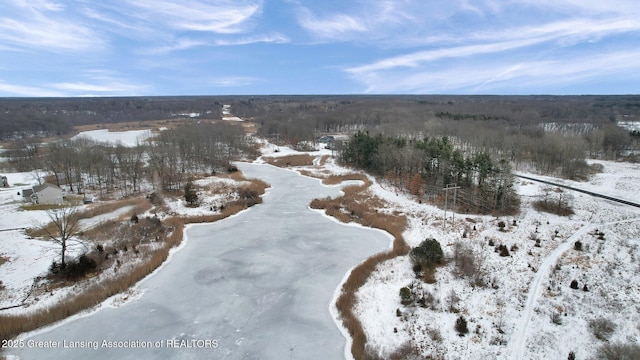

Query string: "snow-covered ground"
[[351, 161, 640, 359], [71, 129, 152, 146], [618, 120, 640, 132]]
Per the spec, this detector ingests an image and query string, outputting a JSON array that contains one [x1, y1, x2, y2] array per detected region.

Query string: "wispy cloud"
[[296, 9, 368, 39], [294, 1, 418, 41], [350, 49, 640, 94], [142, 33, 289, 55], [345, 9, 640, 94], [211, 76, 261, 87], [11, 0, 65, 12], [0, 1, 102, 52], [124, 0, 263, 34], [50, 81, 148, 95], [348, 16, 640, 74], [0, 70, 149, 97], [0, 80, 64, 97]]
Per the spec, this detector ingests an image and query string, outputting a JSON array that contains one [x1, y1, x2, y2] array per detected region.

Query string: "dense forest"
[[2, 95, 640, 140], [340, 132, 519, 214]]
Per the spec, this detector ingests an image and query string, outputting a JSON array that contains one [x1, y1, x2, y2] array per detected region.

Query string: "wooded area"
[[3, 122, 254, 196], [2, 95, 639, 198]]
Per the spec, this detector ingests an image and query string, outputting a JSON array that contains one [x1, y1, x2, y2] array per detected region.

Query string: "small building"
[[30, 183, 63, 205], [318, 135, 335, 149], [22, 188, 33, 202]]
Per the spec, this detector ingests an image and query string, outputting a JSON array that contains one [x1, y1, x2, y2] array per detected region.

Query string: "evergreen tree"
[[184, 181, 198, 206]]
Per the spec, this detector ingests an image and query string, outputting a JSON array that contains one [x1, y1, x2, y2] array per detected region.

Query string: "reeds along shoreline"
[[310, 174, 409, 360]]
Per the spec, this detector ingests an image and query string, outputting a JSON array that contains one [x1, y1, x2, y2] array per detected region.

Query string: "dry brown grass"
[[20, 204, 65, 211], [0, 175, 269, 344], [263, 154, 315, 167], [310, 174, 409, 359], [319, 155, 331, 166], [321, 173, 370, 186], [26, 197, 153, 240]]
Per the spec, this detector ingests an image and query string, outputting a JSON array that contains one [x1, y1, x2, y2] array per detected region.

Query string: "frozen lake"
[[6, 163, 390, 360]]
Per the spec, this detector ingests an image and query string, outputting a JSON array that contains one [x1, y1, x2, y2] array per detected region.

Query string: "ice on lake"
[[6, 163, 390, 360]]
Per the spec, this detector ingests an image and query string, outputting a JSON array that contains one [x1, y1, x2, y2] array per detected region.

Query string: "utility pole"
[[443, 183, 460, 228]]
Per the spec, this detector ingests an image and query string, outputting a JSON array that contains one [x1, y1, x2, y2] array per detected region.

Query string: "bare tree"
[[44, 205, 81, 269]]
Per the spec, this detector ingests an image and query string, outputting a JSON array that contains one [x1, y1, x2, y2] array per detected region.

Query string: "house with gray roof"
[[29, 183, 63, 205]]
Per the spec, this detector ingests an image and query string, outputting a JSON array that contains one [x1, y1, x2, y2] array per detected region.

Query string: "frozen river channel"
[[7, 163, 391, 360]]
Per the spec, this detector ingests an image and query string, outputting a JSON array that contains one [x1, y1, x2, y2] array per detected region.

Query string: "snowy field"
[[352, 161, 640, 359]]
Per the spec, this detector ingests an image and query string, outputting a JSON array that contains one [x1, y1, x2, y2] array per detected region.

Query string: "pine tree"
[[184, 181, 198, 206]]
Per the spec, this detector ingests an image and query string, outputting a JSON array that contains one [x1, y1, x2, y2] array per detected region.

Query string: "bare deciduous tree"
[[44, 205, 81, 269]]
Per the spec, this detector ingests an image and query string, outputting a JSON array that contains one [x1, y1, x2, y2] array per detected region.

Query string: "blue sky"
[[1, 0, 639, 96]]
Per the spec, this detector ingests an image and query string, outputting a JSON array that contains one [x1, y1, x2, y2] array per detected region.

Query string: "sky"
[[0, 0, 639, 97]]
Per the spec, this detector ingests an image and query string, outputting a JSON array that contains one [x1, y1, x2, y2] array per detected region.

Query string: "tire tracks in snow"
[[509, 217, 640, 359]]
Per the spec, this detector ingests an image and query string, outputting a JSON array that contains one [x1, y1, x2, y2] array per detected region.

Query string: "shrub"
[[498, 221, 506, 231], [551, 312, 563, 325], [409, 238, 443, 271], [589, 318, 617, 341], [455, 316, 469, 336], [427, 327, 442, 342], [574, 241, 583, 251], [570, 280, 579, 289], [568, 351, 576, 360], [399, 287, 412, 305], [147, 192, 164, 207], [387, 342, 421, 360], [49, 254, 98, 280], [498, 244, 510, 257], [184, 181, 198, 206], [130, 213, 139, 224], [595, 342, 640, 360], [412, 263, 422, 277]]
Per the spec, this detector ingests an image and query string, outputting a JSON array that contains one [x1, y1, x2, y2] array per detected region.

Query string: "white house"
[[30, 183, 63, 205]]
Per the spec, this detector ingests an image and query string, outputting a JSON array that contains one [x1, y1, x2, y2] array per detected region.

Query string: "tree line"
[[339, 131, 519, 214]]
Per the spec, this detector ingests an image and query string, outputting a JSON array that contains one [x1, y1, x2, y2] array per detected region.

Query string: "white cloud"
[[350, 49, 640, 94], [0, 1, 102, 52], [50, 81, 148, 94], [346, 16, 640, 75], [211, 76, 261, 87], [142, 33, 289, 55], [0, 81, 64, 97], [124, 0, 263, 34], [0, 70, 150, 97], [294, 1, 420, 41], [296, 9, 367, 39], [10, 0, 65, 12]]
